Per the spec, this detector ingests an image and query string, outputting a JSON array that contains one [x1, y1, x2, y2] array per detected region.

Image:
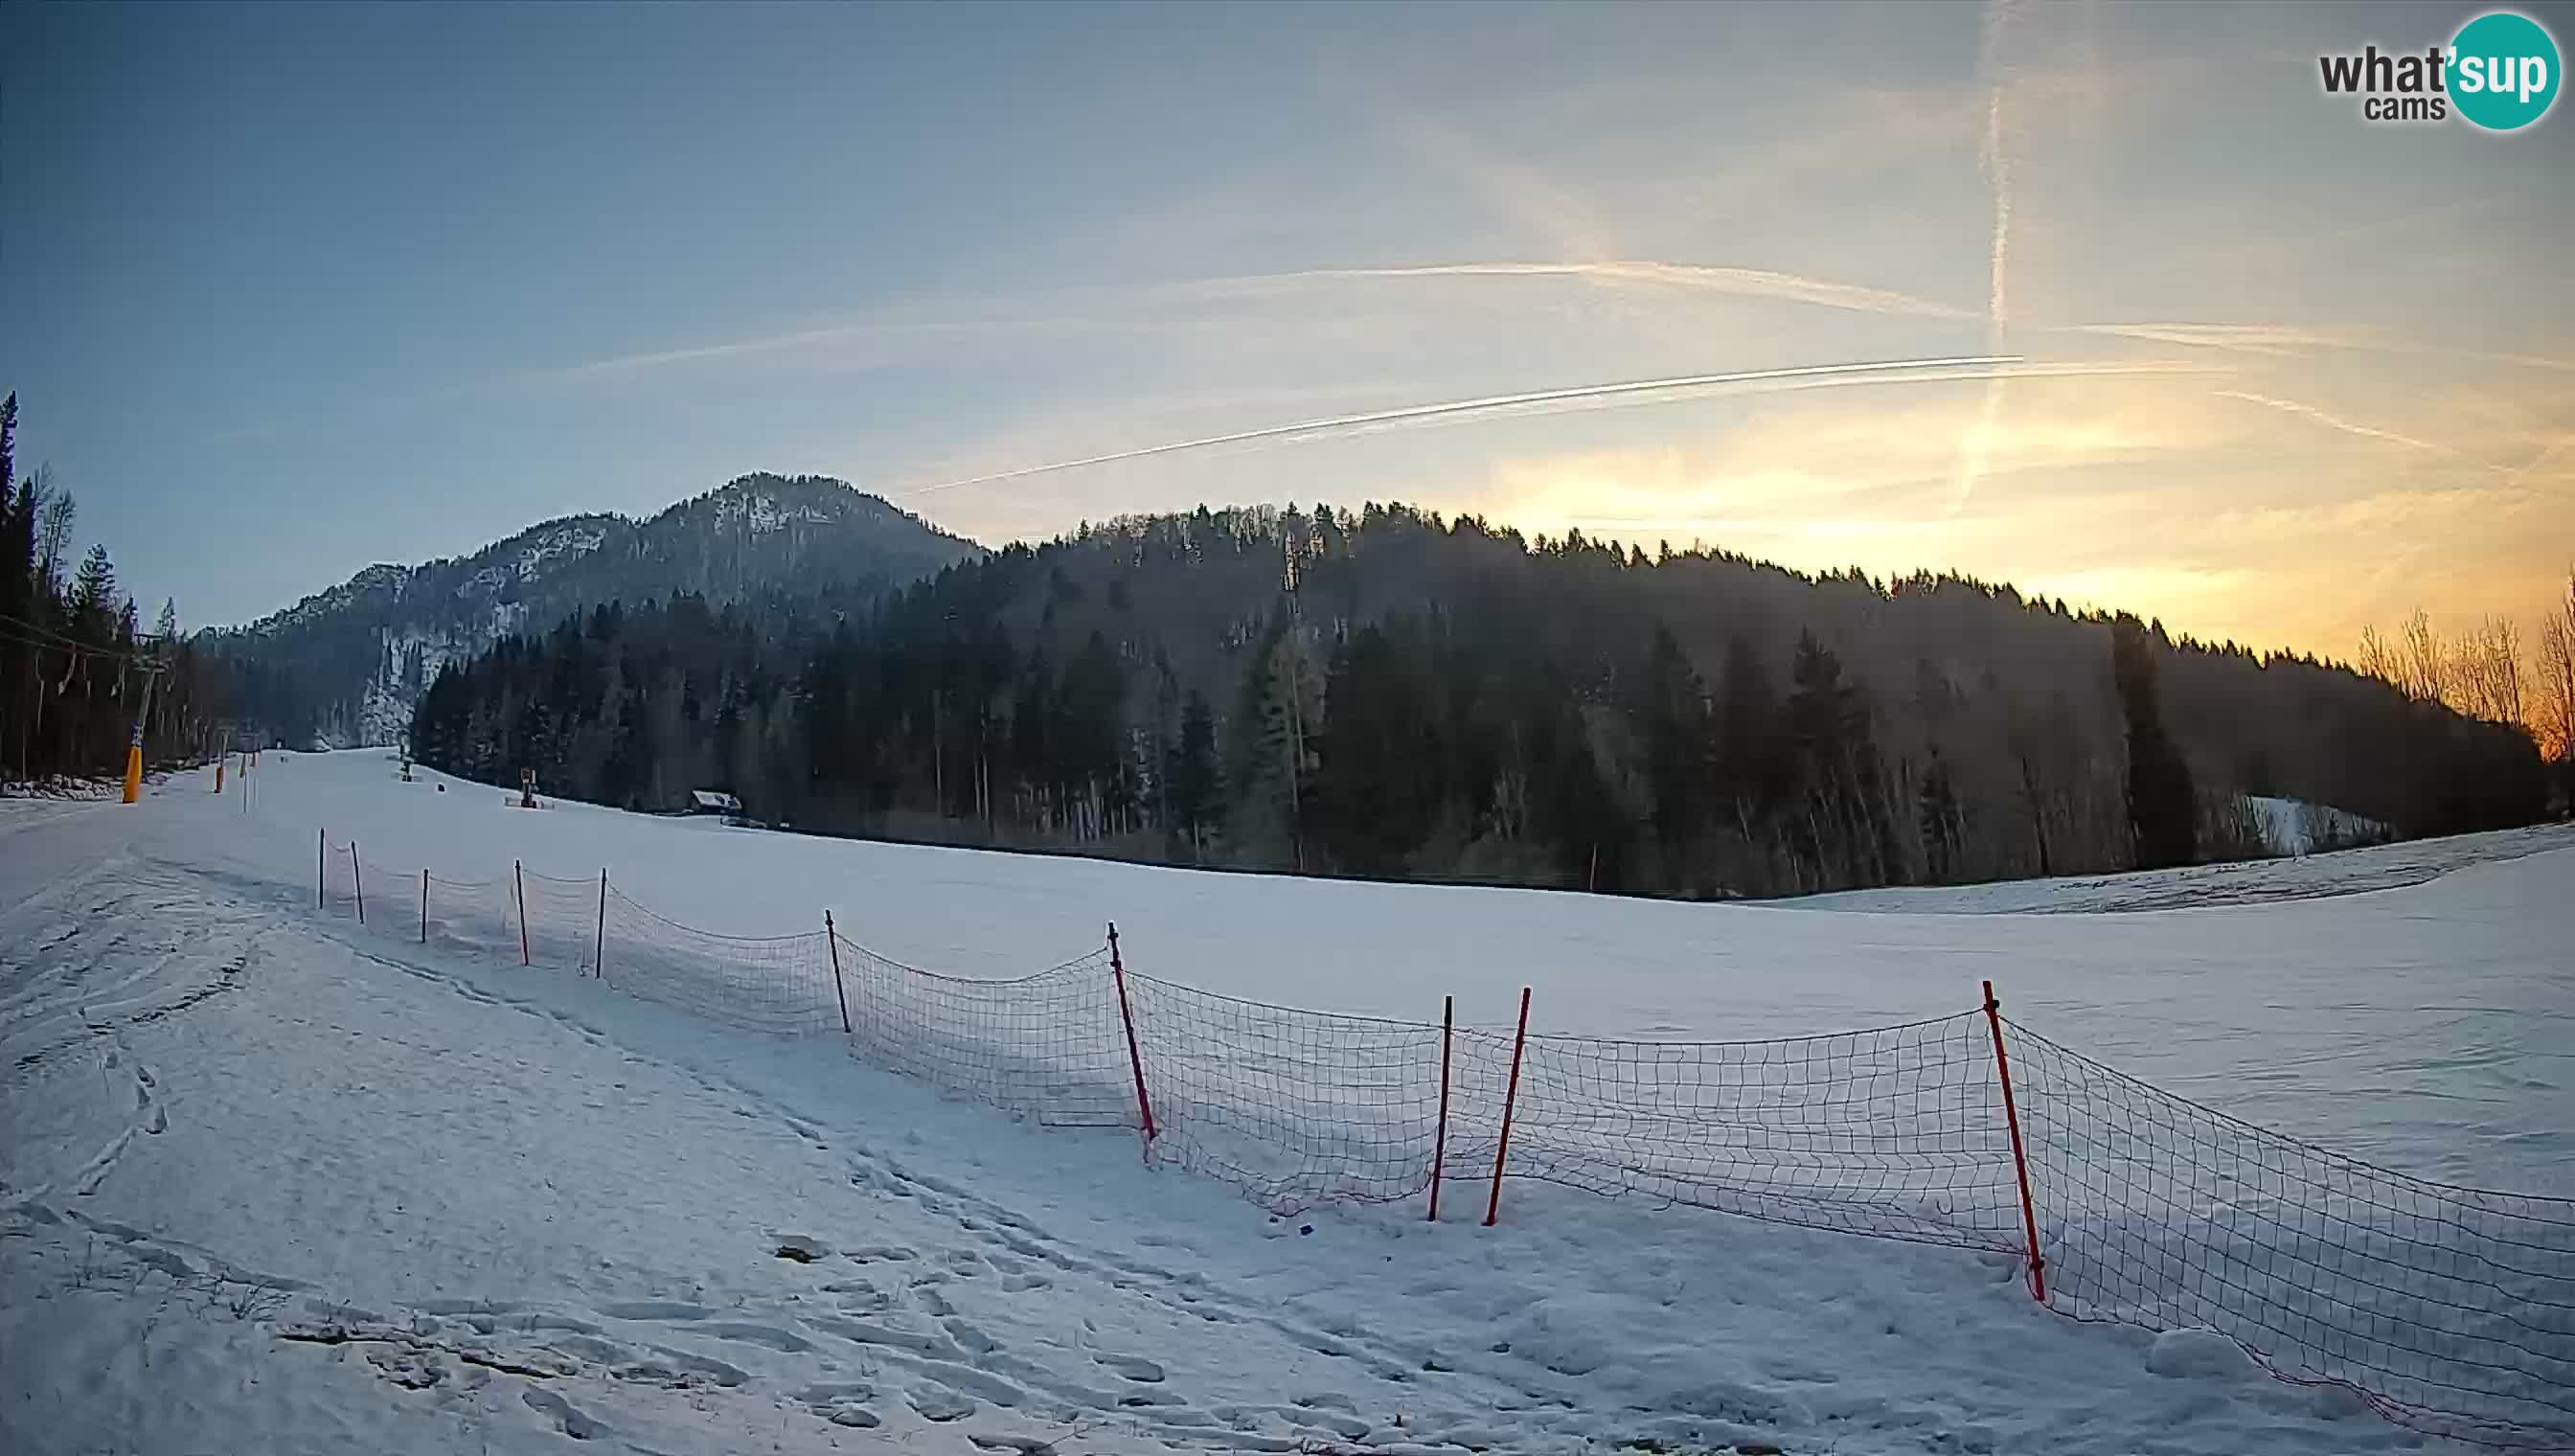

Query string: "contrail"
[[2062, 322, 2352, 356], [2214, 391, 2434, 451], [1231, 262, 1975, 322], [896, 356, 2022, 498], [2069, 321, 2575, 372], [2505, 433, 2572, 486], [1948, 0, 2018, 518]]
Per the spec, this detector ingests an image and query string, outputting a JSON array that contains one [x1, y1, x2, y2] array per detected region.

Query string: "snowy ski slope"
[[2, 751, 2569, 1455]]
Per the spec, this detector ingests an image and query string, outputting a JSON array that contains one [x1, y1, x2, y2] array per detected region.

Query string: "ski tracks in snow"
[[3, 857, 1526, 1454], [0, 859, 264, 1208], [0, 859, 265, 1081], [5, 817, 2442, 1455], [297, 919, 1546, 1452]]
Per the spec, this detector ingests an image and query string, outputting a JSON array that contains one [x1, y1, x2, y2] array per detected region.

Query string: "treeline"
[[2350, 586, 2575, 812], [410, 503, 2549, 896], [0, 394, 231, 786]]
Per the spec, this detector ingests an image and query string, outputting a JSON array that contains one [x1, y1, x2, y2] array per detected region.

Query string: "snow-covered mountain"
[[205, 474, 979, 747]]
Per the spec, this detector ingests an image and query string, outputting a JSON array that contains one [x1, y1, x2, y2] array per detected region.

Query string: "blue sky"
[[4, 0, 2569, 656]]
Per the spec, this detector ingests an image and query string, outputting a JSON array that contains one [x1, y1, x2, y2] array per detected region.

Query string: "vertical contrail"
[[1949, 0, 2017, 517]]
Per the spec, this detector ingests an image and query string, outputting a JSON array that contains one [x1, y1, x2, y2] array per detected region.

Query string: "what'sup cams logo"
[[2318, 10, 2560, 128]]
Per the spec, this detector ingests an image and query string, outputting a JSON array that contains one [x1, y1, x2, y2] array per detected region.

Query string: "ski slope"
[[3, 752, 2569, 1455]]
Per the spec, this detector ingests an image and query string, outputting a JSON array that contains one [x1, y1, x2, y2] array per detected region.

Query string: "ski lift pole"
[[121, 661, 159, 805]]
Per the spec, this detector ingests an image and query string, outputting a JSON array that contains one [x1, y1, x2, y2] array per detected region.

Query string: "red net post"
[[1485, 986, 1532, 1228], [1983, 979, 2047, 1302], [513, 859, 530, 967], [1108, 923, 1157, 1144], [1428, 994, 1453, 1221], [824, 911, 853, 1034], [594, 869, 607, 980], [352, 842, 365, 924]]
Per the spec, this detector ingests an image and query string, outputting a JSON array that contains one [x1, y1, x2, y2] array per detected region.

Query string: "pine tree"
[[1633, 623, 1711, 854], [1223, 608, 1317, 868], [1166, 691, 1219, 859], [1786, 631, 1898, 888], [1715, 633, 1786, 839], [71, 544, 117, 641], [0, 396, 27, 777], [1917, 746, 1962, 882], [2113, 614, 2199, 869], [1314, 625, 1435, 875]]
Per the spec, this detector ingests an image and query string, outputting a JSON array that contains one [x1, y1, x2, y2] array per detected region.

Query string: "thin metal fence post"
[[594, 869, 607, 980], [1983, 979, 2048, 1303], [1484, 986, 1532, 1228], [1428, 993, 1453, 1221], [1107, 922, 1157, 1144], [824, 911, 853, 1035]]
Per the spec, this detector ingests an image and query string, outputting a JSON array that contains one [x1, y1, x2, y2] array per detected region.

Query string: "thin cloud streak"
[[2064, 322, 2365, 356], [1241, 262, 1975, 321], [2506, 433, 2574, 486], [528, 260, 1981, 383], [897, 356, 2220, 499], [1948, 0, 2017, 518], [539, 254, 2575, 396], [901, 357, 2017, 498], [2072, 322, 2575, 373], [2213, 391, 2434, 452]]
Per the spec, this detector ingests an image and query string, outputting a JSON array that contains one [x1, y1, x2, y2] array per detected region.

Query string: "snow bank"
[[4, 753, 2566, 1454]]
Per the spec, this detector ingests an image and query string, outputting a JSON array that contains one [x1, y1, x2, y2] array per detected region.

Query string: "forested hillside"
[[1, 394, 230, 785], [205, 473, 977, 748], [408, 502, 2550, 898]]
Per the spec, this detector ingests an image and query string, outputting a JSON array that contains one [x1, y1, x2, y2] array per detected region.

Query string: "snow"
[[460, 526, 609, 594], [2244, 794, 2391, 857], [225, 752, 2575, 1194], [3, 753, 2569, 1454], [2146, 1328, 2263, 1383], [714, 487, 831, 535], [1801, 818, 2567, 918]]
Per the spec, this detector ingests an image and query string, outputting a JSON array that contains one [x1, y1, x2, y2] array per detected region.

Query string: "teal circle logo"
[[2449, 11, 2561, 130]]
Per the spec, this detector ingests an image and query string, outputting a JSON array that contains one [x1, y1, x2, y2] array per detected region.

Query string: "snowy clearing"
[[3, 752, 2570, 1455], [1801, 817, 2566, 917]]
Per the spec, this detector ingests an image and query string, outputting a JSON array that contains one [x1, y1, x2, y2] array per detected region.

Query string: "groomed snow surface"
[[3, 752, 2570, 1455]]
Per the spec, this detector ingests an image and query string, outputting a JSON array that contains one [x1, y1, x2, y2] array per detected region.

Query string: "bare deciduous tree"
[[2356, 623, 2401, 688], [2450, 615, 2524, 726], [2537, 570, 2575, 765], [34, 471, 73, 594], [2401, 608, 2449, 707]]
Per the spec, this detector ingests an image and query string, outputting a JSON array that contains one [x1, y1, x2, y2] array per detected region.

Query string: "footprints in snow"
[[70, 1128, 137, 1195], [771, 1232, 829, 1263], [67, 872, 1560, 1451], [521, 1386, 610, 1440], [1093, 1348, 1166, 1383], [55, 1042, 166, 1198], [598, 1299, 715, 1322], [244, 899, 1457, 1444]]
